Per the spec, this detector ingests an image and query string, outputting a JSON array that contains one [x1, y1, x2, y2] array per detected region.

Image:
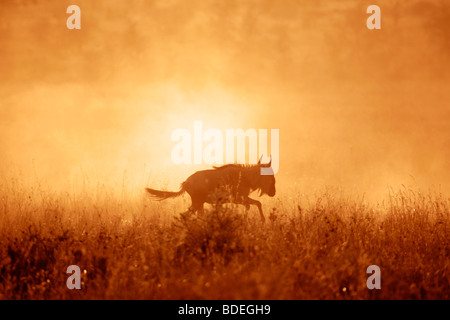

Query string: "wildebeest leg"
[[244, 203, 250, 219], [190, 200, 204, 215], [245, 197, 265, 223], [181, 199, 204, 216], [197, 203, 204, 215]]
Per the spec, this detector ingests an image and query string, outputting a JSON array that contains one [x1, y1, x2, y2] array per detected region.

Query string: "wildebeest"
[[145, 158, 276, 222]]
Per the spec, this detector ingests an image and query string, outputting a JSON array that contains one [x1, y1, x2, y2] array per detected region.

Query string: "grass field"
[[0, 178, 448, 300]]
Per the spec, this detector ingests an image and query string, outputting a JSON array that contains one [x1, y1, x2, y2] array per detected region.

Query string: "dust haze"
[[1, 0, 449, 200]]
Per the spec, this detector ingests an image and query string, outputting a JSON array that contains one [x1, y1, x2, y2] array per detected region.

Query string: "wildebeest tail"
[[145, 187, 185, 200]]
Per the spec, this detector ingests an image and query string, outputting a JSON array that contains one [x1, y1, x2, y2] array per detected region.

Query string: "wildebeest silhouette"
[[145, 158, 275, 222]]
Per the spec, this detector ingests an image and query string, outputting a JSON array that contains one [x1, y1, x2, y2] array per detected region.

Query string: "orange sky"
[[1, 0, 449, 199]]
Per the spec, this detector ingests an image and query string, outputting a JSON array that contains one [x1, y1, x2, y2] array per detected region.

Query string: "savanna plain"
[[0, 177, 448, 300]]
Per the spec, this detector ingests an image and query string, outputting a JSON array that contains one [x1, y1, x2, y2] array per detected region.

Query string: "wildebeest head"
[[258, 156, 276, 197]]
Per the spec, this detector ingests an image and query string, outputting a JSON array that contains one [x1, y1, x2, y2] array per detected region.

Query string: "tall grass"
[[0, 179, 448, 299]]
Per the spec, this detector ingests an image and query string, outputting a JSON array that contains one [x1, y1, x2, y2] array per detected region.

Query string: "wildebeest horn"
[[261, 155, 272, 167], [258, 155, 263, 165]]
